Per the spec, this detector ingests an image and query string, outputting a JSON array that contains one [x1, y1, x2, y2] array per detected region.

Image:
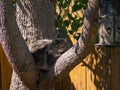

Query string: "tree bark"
[[10, 0, 57, 89], [0, 0, 39, 89], [16, 0, 57, 47], [0, 0, 99, 89]]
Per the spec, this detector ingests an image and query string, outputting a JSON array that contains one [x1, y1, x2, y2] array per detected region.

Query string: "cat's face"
[[48, 39, 70, 58]]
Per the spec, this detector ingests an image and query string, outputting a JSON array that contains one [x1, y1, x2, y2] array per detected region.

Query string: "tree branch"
[[0, 0, 39, 89], [46, 0, 99, 78], [0, 0, 99, 89]]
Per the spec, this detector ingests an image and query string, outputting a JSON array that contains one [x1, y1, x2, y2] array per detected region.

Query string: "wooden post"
[[0, 45, 12, 90], [111, 48, 120, 90]]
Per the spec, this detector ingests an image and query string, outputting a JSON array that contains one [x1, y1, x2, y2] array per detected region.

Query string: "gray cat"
[[30, 38, 70, 71]]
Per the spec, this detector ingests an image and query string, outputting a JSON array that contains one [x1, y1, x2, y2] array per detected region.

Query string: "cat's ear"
[[29, 39, 52, 53]]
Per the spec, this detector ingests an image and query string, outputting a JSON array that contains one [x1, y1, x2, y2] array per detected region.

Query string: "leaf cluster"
[[56, 0, 88, 40]]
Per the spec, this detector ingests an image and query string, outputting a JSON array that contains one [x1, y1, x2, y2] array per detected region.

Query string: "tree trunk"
[[0, 0, 99, 90], [0, 0, 39, 90], [16, 0, 57, 47], [10, 0, 57, 89]]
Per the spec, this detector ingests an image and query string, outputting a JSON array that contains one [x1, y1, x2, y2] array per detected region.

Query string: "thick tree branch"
[[0, 0, 39, 89], [46, 0, 99, 78], [16, 0, 57, 47]]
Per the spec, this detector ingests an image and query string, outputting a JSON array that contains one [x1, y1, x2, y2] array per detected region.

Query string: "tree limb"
[[0, 0, 39, 89], [46, 0, 99, 78]]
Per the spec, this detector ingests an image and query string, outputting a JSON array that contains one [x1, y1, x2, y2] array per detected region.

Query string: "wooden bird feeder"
[[96, 0, 120, 47]]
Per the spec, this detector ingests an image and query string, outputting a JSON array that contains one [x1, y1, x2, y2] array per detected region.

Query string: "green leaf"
[[57, 1, 63, 8], [72, 2, 83, 12], [63, 20, 70, 28], [55, 15, 64, 27], [82, 4, 87, 10], [62, 2, 68, 8], [66, 0, 72, 5], [79, 17, 84, 21], [68, 30, 74, 34], [68, 13, 75, 20], [71, 19, 80, 31], [62, 0, 72, 8]]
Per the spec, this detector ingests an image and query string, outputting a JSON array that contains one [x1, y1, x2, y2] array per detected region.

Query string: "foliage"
[[56, 0, 88, 40], [12, 0, 88, 40]]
